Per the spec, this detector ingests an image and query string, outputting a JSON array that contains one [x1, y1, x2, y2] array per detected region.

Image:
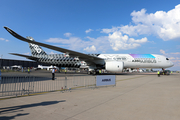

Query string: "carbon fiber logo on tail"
[[27, 36, 47, 56], [30, 43, 42, 53]]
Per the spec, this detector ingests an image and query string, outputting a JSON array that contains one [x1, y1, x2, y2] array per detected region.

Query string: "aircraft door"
[[157, 56, 161, 63]]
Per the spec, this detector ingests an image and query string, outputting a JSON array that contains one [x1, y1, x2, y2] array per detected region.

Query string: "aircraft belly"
[[124, 62, 158, 68]]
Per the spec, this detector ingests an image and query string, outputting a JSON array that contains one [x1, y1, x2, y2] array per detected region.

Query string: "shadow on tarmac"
[[0, 113, 29, 120], [0, 100, 66, 117]]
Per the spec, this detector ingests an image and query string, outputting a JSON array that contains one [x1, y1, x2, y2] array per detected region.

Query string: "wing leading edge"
[[4, 27, 103, 64]]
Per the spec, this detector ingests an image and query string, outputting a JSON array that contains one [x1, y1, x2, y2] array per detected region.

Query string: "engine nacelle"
[[105, 61, 124, 72]]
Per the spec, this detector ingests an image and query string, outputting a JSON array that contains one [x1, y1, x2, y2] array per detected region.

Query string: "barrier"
[[0, 75, 116, 98], [0, 75, 96, 98]]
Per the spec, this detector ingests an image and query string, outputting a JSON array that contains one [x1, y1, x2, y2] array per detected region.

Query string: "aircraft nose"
[[170, 61, 174, 67]]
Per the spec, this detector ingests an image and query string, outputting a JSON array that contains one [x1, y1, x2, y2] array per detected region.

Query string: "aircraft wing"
[[9, 53, 39, 61], [4, 27, 103, 64]]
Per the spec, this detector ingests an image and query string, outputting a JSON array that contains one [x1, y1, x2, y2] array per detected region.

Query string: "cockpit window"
[[166, 58, 169, 60]]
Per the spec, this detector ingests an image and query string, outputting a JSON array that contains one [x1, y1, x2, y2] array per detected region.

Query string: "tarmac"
[[0, 71, 180, 120]]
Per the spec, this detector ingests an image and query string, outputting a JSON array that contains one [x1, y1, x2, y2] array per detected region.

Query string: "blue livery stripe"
[[130, 54, 155, 58]]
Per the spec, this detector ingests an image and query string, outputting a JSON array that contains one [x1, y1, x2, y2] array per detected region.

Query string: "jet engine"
[[105, 61, 124, 72]]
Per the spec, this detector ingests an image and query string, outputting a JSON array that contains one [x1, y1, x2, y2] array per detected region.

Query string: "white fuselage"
[[98, 54, 174, 69]]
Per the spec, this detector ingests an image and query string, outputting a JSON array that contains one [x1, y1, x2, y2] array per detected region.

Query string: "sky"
[[0, 0, 180, 70]]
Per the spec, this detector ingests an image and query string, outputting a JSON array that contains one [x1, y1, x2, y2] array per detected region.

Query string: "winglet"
[[4, 26, 29, 41]]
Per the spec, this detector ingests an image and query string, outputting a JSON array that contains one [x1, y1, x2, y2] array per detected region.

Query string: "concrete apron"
[[0, 74, 180, 120]]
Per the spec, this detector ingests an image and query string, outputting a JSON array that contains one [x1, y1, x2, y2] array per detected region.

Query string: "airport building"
[[0, 58, 49, 69]]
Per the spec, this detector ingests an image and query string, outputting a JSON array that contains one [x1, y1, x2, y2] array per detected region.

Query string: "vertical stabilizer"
[[27, 36, 47, 56]]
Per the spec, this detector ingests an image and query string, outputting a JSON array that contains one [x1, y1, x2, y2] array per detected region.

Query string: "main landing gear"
[[88, 70, 98, 75]]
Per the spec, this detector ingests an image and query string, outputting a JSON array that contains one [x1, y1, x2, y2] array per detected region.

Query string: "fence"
[[0, 75, 96, 98]]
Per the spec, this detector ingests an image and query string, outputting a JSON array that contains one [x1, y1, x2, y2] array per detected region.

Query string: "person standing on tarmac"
[[157, 70, 160, 77], [52, 68, 55, 80], [28, 68, 30, 74], [99, 70, 101, 74]]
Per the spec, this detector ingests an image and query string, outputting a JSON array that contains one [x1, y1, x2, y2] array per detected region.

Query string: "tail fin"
[[26, 36, 47, 56]]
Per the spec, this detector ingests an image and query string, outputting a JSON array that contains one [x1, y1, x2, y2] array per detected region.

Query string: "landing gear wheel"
[[88, 71, 91, 75]]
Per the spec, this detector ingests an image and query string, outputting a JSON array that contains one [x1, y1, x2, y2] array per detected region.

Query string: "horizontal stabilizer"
[[9, 53, 38, 61]]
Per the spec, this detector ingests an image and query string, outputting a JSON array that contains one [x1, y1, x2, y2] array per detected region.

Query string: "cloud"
[[46, 31, 147, 53], [169, 57, 175, 60], [108, 31, 148, 51], [86, 36, 110, 52], [46, 38, 69, 43], [171, 52, 180, 55], [23, 52, 30, 55], [49, 51, 57, 54], [0, 38, 9, 42], [101, 4, 180, 41], [64, 33, 72, 37], [45, 4, 180, 53], [46, 37, 85, 50], [170, 52, 180, 67], [85, 29, 93, 33], [160, 49, 166, 55], [129, 5, 180, 41], [45, 35, 111, 53], [84, 45, 96, 52], [101, 27, 119, 34], [0, 38, 5, 41]]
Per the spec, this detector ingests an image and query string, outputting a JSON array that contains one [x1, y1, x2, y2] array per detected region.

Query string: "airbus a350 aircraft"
[[4, 27, 174, 74]]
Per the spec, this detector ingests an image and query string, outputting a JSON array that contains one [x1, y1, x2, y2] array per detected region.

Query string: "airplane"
[[4, 26, 174, 74]]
